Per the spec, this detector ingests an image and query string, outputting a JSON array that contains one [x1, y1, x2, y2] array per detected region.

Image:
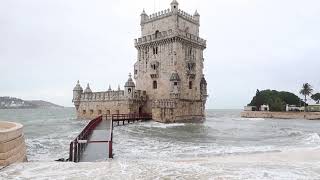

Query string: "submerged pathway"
[[69, 114, 152, 162], [80, 119, 111, 162]]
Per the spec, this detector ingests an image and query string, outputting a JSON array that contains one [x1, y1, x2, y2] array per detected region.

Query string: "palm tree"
[[311, 93, 320, 104], [299, 83, 313, 111]]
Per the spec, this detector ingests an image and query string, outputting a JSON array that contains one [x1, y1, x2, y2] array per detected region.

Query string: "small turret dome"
[[194, 10, 200, 16], [73, 80, 83, 91], [125, 73, 135, 87], [170, 71, 181, 81], [200, 75, 207, 85], [84, 83, 92, 93], [141, 9, 147, 16], [171, 0, 179, 6]]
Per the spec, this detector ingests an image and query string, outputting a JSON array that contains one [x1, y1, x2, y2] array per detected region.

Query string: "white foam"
[[137, 122, 186, 128]]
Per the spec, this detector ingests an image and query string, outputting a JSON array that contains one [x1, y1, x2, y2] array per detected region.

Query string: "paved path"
[[80, 119, 111, 162]]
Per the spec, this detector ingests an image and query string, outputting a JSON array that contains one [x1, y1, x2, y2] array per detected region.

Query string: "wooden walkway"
[[69, 113, 152, 162]]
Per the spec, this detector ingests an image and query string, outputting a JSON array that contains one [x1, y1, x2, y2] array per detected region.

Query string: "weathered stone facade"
[[73, 0, 208, 122]]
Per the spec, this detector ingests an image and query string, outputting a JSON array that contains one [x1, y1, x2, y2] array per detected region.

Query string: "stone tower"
[[134, 0, 208, 122]]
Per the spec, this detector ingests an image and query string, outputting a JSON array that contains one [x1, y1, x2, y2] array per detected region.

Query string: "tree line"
[[248, 83, 320, 112]]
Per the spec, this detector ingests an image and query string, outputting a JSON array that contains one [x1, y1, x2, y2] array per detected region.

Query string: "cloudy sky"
[[0, 0, 319, 109]]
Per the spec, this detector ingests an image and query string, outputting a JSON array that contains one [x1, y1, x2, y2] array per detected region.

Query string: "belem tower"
[[73, 0, 208, 123]]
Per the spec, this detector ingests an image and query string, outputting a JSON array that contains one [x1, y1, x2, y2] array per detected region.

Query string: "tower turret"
[[125, 73, 135, 99], [140, 9, 148, 24], [84, 83, 92, 93], [73, 80, 83, 110], [200, 75, 208, 100], [171, 0, 179, 13], [193, 10, 200, 23]]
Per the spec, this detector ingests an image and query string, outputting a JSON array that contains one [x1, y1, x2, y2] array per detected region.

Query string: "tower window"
[[189, 81, 193, 89], [174, 82, 178, 86], [153, 81, 158, 89], [135, 69, 138, 74], [151, 64, 157, 70], [128, 88, 131, 93], [153, 47, 158, 55], [174, 6, 176, 9]]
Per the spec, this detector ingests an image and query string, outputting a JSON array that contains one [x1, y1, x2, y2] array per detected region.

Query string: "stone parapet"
[[79, 90, 147, 102], [241, 111, 320, 120], [0, 121, 27, 167], [134, 29, 206, 48], [142, 9, 198, 25]]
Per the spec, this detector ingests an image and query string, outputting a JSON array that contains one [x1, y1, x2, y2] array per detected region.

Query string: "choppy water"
[[1, 108, 320, 179]]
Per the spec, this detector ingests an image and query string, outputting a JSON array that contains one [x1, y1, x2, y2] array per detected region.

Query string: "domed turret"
[[125, 73, 135, 87], [125, 73, 135, 98], [171, 0, 179, 13], [200, 75, 208, 99], [140, 9, 148, 23], [193, 10, 200, 23], [73, 80, 83, 110], [84, 83, 92, 93], [73, 80, 83, 91]]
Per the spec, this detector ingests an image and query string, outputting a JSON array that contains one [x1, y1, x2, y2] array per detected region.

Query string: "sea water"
[[1, 108, 320, 179]]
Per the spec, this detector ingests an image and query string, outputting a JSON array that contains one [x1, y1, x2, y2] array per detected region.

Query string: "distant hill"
[[0, 97, 64, 109]]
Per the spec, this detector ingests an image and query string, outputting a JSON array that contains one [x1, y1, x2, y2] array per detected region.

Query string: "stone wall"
[[152, 99, 205, 123], [0, 121, 27, 167], [241, 111, 320, 120]]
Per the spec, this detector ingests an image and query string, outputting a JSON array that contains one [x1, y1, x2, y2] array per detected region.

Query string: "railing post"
[[69, 142, 73, 162]]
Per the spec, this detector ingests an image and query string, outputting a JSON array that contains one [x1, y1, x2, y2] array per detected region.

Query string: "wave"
[[233, 117, 265, 121], [136, 121, 186, 128]]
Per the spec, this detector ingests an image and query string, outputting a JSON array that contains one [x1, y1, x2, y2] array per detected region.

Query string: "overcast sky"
[[0, 0, 319, 109]]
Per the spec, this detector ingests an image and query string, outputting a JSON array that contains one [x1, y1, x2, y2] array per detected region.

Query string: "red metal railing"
[[69, 116, 102, 162]]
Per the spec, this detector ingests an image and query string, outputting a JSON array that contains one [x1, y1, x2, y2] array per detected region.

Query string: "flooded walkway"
[[80, 119, 111, 162]]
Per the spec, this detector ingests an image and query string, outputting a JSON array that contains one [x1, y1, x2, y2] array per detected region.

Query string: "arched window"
[[128, 88, 131, 93], [155, 30, 160, 38], [153, 80, 158, 89], [153, 46, 158, 55]]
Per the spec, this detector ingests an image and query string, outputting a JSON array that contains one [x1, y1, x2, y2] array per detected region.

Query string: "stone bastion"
[[0, 121, 27, 167]]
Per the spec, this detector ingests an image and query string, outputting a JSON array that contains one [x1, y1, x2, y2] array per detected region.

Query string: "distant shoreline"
[[241, 111, 320, 120]]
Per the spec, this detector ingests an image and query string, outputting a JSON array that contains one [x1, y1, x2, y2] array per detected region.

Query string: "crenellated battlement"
[[79, 89, 147, 102], [134, 29, 206, 47], [144, 9, 172, 23], [177, 9, 198, 23], [142, 8, 199, 25]]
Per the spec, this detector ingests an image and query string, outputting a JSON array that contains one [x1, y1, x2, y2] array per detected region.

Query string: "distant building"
[[73, 0, 208, 123], [244, 106, 256, 111], [286, 104, 304, 112], [307, 105, 320, 112], [260, 104, 269, 111], [244, 105, 269, 111]]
